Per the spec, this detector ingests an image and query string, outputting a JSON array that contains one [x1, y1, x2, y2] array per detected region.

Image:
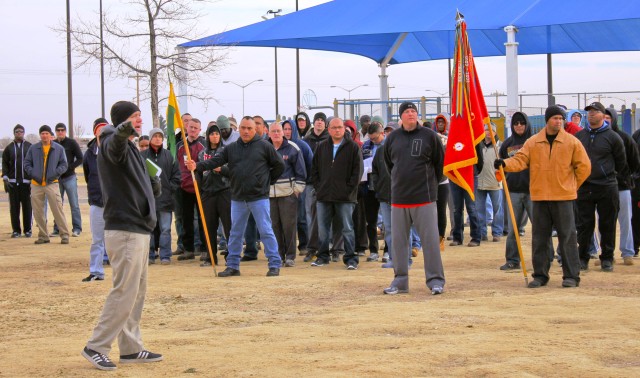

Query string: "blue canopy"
[[181, 0, 640, 64]]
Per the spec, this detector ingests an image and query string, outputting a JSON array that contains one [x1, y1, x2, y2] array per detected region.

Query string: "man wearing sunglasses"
[[52, 123, 83, 237], [2, 124, 33, 238]]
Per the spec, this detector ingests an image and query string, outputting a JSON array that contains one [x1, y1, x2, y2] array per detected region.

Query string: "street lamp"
[[223, 79, 264, 116], [425, 89, 448, 97], [262, 9, 282, 119], [331, 84, 368, 100]]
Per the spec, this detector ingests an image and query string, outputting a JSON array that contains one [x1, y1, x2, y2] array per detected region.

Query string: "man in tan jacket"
[[495, 106, 591, 288]]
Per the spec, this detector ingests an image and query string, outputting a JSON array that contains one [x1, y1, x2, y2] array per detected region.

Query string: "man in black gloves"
[[82, 101, 163, 371]]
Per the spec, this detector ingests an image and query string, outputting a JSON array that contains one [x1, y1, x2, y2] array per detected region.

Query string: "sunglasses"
[[14, 130, 24, 134], [56, 129, 66, 132], [513, 121, 526, 126]]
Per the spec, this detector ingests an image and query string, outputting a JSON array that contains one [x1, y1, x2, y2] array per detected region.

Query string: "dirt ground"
[[1, 198, 640, 377]]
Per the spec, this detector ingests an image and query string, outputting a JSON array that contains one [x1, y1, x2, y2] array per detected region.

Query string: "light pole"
[[331, 84, 368, 100], [331, 84, 368, 120], [425, 89, 448, 114], [223, 79, 264, 116], [262, 9, 282, 119]]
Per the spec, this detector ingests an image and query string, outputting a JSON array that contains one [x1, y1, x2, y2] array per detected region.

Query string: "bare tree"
[[0, 137, 12, 150], [73, 123, 87, 139], [59, 0, 226, 127], [25, 134, 40, 144]]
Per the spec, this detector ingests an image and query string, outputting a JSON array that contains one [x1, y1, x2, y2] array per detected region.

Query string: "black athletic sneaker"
[[82, 274, 104, 282], [311, 259, 328, 267], [82, 347, 117, 371], [119, 350, 163, 364], [266, 267, 280, 277]]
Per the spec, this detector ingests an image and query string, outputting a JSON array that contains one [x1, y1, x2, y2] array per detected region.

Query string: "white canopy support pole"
[[504, 25, 519, 138], [379, 32, 407, 122], [175, 46, 189, 113]]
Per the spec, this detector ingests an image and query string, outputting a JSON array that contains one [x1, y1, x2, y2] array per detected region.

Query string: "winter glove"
[[151, 176, 162, 198], [494, 158, 506, 170], [116, 120, 139, 138]]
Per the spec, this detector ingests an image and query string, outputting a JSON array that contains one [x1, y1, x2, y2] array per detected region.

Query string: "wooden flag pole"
[[174, 87, 218, 276], [486, 125, 529, 286]]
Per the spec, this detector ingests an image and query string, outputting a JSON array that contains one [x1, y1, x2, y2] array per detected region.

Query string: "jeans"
[[242, 214, 260, 258], [379, 202, 392, 258], [410, 226, 421, 249], [297, 189, 308, 251], [55, 175, 82, 233], [504, 192, 532, 264], [450, 181, 480, 243], [89, 205, 106, 278], [150, 211, 173, 261], [226, 199, 281, 270], [618, 190, 634, 258], [316, 201, 357, 265], [477, 189, 504, 237]]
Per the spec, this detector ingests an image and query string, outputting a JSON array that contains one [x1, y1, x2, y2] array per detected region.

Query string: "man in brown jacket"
[[495, 106, 591, 288]]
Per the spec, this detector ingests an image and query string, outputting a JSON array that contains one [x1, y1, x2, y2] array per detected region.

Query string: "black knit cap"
[[313, 112, 327, 123], [39, 125, 53, 135], [544, 106, 566, 123], [110, 101, 140, 127], [55, 122, 66, 131], [399, 101, 417, 116], [13, 124, 24, 133]]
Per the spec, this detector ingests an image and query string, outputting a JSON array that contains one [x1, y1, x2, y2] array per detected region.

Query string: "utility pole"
[[99, 0, 105, 118], [66, 0, 74, 138], [129, 73, 144, 107]]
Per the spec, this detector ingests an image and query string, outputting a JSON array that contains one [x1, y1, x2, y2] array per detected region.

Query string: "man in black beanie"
[[51, 122, 83, 237], [2, 124, 32, 237], [495, 105, 591, 288], [82, 101, 163, 371]]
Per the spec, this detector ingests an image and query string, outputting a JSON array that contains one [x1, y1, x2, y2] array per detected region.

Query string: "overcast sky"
[[2, 0, 640, 138]]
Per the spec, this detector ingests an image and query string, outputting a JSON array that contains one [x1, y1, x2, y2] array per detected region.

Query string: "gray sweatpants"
[[390, 203, 445, 291], [87, 230, 150, 356]]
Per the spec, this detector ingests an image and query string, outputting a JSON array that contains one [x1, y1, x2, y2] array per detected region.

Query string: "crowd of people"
[[3, 99, 640, 370]]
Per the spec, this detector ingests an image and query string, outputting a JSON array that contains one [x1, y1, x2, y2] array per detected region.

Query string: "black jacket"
[[141, 145, 181, 212], [499, 111, 532, 193], [197, 144, 230, 196], [371, 142, 390, 202], [575, 121, 627, 189], [82, 138, 103, 207], [311, 137, 363, 203], [57, 137, 83, 180], [2, 140, 31, 184], [384, 125, 444, 205], [632, 129, 640, 197], [303, 129, 329, 154], [608, 108, 640, 190], [98, 125, 157, 234], [196, 134, 284, 202]]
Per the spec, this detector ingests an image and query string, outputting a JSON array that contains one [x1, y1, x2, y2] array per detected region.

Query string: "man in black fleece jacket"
[[310, 117, 363, 269], [383, 101, 445, 295], [186, 116, 285, 277], [82, 101, 163, 371], [53, 122, 83, 236], [604, 107, 639, 265], [575, 102, 627, 272]]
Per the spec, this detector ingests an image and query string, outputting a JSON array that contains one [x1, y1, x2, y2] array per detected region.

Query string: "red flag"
[[444, 14, 489, 201]]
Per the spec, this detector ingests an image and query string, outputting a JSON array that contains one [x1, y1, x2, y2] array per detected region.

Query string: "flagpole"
[[486, 126, 529, 286], [172, 83, 218, 276]]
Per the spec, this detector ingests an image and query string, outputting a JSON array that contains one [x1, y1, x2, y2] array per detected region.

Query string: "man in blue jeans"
[[53, 122, 83, 236], [310, 117, 363, 269], [186, 116, 284, 277]]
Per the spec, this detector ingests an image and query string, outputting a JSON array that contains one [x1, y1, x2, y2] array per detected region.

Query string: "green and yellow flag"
[[166, 82, 183, 157]]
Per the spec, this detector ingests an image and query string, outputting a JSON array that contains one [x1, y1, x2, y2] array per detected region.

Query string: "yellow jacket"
[[504, 127, 591, 201]]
